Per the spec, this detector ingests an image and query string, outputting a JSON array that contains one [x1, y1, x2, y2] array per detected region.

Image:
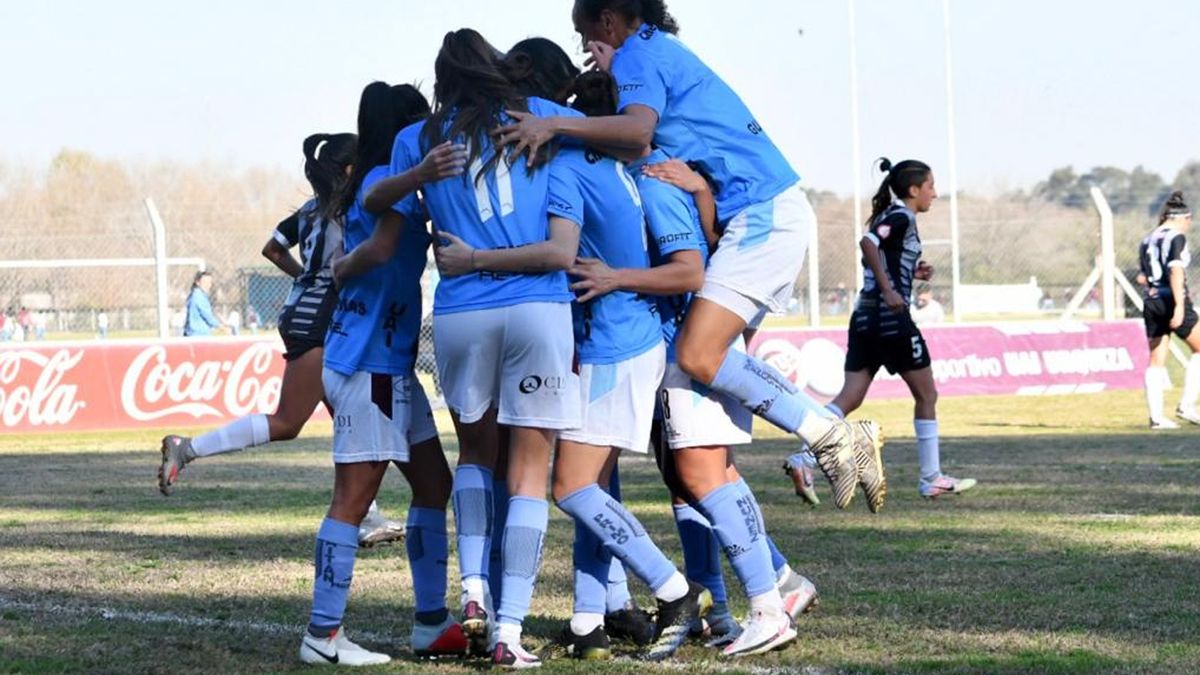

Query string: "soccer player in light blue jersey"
[[496, 0, 885, 513], [568, 69, 811, 658], [296, 82, 470, 667], [388, 30, 583, 669]]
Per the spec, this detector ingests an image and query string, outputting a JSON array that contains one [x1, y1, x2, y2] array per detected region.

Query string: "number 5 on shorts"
[[911, 336, 924, 360]]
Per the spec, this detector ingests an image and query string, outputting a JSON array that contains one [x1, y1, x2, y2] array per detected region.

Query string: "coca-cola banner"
[[0, 337, 312, 433], [749, 320, 1150, 400]]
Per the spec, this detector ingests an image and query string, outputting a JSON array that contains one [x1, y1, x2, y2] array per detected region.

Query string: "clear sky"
[[3, 0, 1198, 195]]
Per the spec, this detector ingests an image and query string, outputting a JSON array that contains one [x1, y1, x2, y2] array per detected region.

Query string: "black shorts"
[[277, 287, 338, 361], [844, 309, 931, 375], [1143, 296, 1198, 339]]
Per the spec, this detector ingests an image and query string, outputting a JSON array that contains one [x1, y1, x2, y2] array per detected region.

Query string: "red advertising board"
[[0, 336, 318, 433], [749, 320, 1150, 399], [0, 321, 1149, 433]]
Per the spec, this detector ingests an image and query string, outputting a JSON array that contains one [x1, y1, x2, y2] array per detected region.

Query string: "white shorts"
[[659, 339, 753, 450], [560, 342, 665, 453], [699, 182, 815, 321], [322, 369, 438, 464], [433, 302, 581, 429]]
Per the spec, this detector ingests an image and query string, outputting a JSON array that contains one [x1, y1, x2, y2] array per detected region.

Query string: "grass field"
[[1, 389, 1198, 674]]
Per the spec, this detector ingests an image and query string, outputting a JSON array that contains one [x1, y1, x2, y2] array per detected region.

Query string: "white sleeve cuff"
[[863, 233, 881, 247], [272, 230, 291, 247]]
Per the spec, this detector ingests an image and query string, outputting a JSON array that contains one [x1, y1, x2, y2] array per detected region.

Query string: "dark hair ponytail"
[[502, 38, 580, 104], [1158, 190, 1191, 225], [328, 82, 431, 220], [571, 70, 619, 117], [867, 157, 932, 226], [576, 0, 680, 35], [422, 29, 527, 185], [302, 133, 356, 207]]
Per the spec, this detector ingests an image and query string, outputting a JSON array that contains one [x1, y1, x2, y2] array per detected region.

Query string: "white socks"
[[191, 414, 270, 457], [1145, 366, 1169, 421], [914, 419, 941, 482], [796, 413, 836, 446], [570, 612, 604, 635], [748, 589, 786, 615], [653, 571, 690, 603], [1182, 356, 1200, 412]]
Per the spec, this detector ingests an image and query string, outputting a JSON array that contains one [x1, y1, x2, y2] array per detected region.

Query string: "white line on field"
[[0, 596, 830, 673]]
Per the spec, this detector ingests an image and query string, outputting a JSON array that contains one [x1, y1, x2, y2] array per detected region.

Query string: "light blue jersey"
[[631, 149, 708, 363], [390, 98, 580, 315], [548, 147, 661, 365], [324, 166, 428, 376], [611, 24, 799, 222]]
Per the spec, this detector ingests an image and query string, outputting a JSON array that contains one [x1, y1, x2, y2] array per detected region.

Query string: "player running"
[[495, 0, 884, 511], [297, 82, 471, 666], [786, 159, 975, 501], [388, 30, 584, 669], [1137, 190, 1200, 429], [156, 132, 409, 546]]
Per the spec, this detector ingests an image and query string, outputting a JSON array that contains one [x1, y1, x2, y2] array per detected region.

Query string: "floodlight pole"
[[1090, 186, 1117, 321], [942, 0, 963, 322], [144, 198, 170, 339], [848, 0, 864, 293]]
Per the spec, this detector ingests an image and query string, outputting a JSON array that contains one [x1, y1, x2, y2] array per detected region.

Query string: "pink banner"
[[749, 320, 1150, 399], [0, 336, 329, 433]]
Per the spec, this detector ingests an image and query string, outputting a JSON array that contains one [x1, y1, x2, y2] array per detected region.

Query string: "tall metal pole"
[[848, 0, 864, 293], [942, 0, 963, 322], [144, 198, 170, 339]]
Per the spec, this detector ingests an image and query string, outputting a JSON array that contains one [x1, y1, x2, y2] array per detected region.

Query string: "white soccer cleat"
[[411, 613, 469, 658], [1175, 407, 1200, 425], [358, 505, 405, 548], [783, 451, 821, 506], [157, 435, 195, 496], [721, 608, 796, 658], [919, 474, 977, 499], [1150, 417, 1180, 430], [490, 638, 542, 669], [776, 567, 819, 621], [299, 627, 391, 666]]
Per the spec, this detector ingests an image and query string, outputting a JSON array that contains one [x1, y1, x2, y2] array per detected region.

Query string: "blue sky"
[[3, 0, 1198, 195]]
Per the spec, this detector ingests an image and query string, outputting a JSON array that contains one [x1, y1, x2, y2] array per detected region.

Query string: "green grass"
[[1, 390, 1198, 674]]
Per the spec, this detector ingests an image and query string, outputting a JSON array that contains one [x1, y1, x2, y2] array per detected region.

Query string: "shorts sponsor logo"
[[518, 374, 568, 394]]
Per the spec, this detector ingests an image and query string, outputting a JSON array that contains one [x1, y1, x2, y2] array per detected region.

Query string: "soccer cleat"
[[491, 640, 542, 669], [561, 625, 612, 660], [1150, 417, 1180, 430], [646, 581, 712, 661], [461, 598, 491, 656], [604, 601, 656, 646], [358, 504, 405, 548], [851, 420, 887, 513], [411, 614, 469, 658], [1175, 407, 1200, 425], [157, 435, 196, 496], [721, 609, 797, 658], [699, 604, 742, 648], [299, 627, 392, 666], [776, 568, 819, 621], [783, 451, 821, 506], [806, 420, 860, 509], [919, 474, 978, 499]]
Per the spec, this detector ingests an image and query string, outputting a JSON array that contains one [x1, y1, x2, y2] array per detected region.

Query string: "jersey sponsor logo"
[[617, 83, 644, 93], [0, 348, 86, 427], [876, 224, 892, 239], [336, 298, 368, 316], [639, 25, 658, 40], [584, 149, 605, 165], [657, 232, 693, 245], [747, 121, 763, 135], [119, 342, 282, 421], [549, 197, 574, 214], [518, 374, 568, 394]]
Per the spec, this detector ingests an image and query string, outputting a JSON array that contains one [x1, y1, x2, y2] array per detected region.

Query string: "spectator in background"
[[247, 306, 261, 334], [0, 312, 9, 341], [911, 283, 945, 326], [96, 311, 109, 339], [183, 271, 223, 337], [227, 308, 242, 336], [32, 312, 47, 340], [17, 307, 32, 335], [1039, 291, 1055, 311]]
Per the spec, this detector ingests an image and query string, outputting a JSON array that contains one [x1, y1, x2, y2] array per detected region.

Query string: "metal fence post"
[[1090, 186, 1116, 321], [144, 198, 170, 339]]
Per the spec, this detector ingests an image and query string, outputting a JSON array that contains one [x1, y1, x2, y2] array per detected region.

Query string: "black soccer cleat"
[[645, 581, 712, 661]]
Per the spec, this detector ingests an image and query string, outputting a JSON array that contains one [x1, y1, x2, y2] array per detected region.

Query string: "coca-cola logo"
[[120, 343, 283, 421], [0, 349, 86, 427]]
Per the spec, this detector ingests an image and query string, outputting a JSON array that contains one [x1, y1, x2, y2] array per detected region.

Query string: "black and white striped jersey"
[[1139, 225, 1190, 299], [272, 200, 342, 322], [862, 201, 922, 302]]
